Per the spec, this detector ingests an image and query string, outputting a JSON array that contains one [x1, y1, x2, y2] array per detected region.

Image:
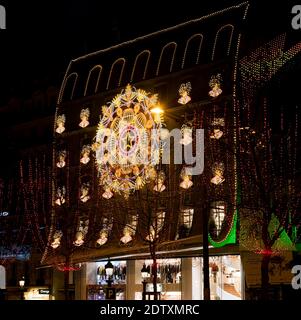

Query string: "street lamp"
[[19, 277, 25, 300], [141, 263, 148, 300], [105, 259, 114, 287], [105, 259, 116, 300]]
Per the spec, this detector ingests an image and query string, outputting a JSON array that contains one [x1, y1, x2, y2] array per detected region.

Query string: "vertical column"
[[52, 269, 65, 300], [181, 258, 192, 300], [126, 260, 136, 300], [192, 257, 202, 300], [75, 264, 87, 300], [240, 258, 245, 300]]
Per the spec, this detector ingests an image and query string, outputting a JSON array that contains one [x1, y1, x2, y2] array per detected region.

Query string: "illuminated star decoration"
[[94, 84, 164, 199]]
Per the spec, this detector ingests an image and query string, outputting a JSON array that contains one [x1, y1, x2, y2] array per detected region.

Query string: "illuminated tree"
[[237, 35, 301, 298]]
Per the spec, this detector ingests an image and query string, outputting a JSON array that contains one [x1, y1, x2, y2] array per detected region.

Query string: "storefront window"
[[86, 260, 126, 300], [209, 255, 241, 300]]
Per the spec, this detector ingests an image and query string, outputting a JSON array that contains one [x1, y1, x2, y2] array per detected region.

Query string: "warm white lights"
[[56, 150, 66, 168], [79, 108, 90, 128], [94, 85, 164, 198], [96, 231, 108, 246], [178, 82, 192, 105], [56, 114, 66, 134], [210, 128, 223, 140], [55, 186, 66, 206], [153, 171, 166, 192], [120, 228, 133, 244], [102, 188, 113, 199], [209, 74, 223, 98], [73, 231, 85, 246], [51, 230, 63, 249], [80, 183, 90, 202], [211, 162, 225, 185], [80, 145, 91, 164], [180, 124, 193, 146], [210, 118, 224, 139], [180, 168, 193, 189]]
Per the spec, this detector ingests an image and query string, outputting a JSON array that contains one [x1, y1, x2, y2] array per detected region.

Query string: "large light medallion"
[[94, 84, 164, 198]]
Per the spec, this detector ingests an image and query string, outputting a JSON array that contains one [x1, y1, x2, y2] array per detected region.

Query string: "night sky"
[[0, 0, 298, 103]]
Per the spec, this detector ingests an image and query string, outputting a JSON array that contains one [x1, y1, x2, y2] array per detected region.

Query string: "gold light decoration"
[[80, 145, 91, 164], [51, 230, 63, 249], [210, 118, 225, 140], [73, 231, 85, 246], [79, 108, 90, 128], [56, 150, 66, 168], [56, 114, 66, 134], [179, 167, 193, 189], [153, 170, 166, 192], [102, 187, 113, 199], [80, 183, 90, 203], [94, 84, 164, 198], [180, 123, 193, 145], [55, 186, 66, 205], [210, 162, 225, 185], [178, 82, 192, 105], [209, 74, 222, 98], [210, 128, 223, 140], [96, 230, 108, 246], [120, 226, 133, 244], [73, 219, 89, 247]]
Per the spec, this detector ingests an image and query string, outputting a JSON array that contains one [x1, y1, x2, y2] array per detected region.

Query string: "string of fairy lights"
[[238, 34, 301, 254]]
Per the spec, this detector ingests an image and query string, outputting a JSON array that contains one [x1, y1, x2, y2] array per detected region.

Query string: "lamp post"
[[141, 263, 148, 300], [105, 259, 115, 300], [19, 277, 25, 300]]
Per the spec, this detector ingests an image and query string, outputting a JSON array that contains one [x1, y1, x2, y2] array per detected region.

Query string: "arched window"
[[212, 25, 234, 61], [182, 34, 203, 69], [177, 208, 194, 239], [84, 65, 102, 96], [156, 42, 177, 76], [131, 50, 151, 82], [0, 265, 5, 289], [106, 58, 126, 90], [61, 72, 78, 102]]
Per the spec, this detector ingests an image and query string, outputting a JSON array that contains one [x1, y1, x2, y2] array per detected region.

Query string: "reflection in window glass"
[[209, 255, 241, 300]]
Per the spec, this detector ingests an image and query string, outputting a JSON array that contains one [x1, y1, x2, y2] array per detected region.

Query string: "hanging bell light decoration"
[[80, 183, 90, 203], [179, 167, 193, 189], [209, 74, 223, 98], [96, 230, 108, 246], [153, 170, 166, 192], [56, 150, 66, 168], [55, 186, 66, 205], [80, 145, 91, 164], [51, 230, 63, 249], [180, 123, 193, 145], [79, 108, 90, 128], [210, 162, 225, 185], [178, 82, 192, 105], [56, 114, 66, 134], [210, 118, 225, 140]]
